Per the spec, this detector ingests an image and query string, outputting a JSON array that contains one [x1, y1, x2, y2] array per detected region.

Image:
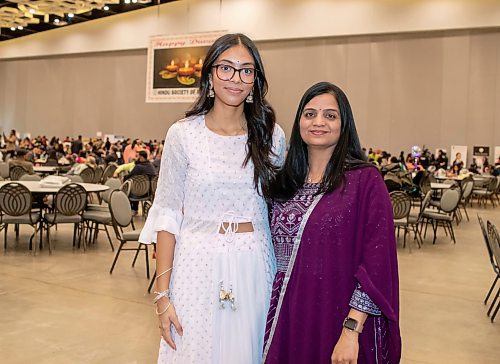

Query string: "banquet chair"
[[0, 182, 41, 253], [457, 180, 474, 222], [422, 188, 461, 244], [79, 167, 95, 183], [101, 163, 118, 184], [20, 174, 42, 181], [43, 183, 87, 252], [92, 165, 105, 184], [150, 174, 159, 202], [390, 191, 412, 250], [486, 220, 500, 322], [9, 165, 28, 181], [0, 162, 10, 180], [108, 190, 150, 278], [83, 178, 122, 251], [67, 175, 84, 183], [406, 190, 433, 249], [472, 178, 497, 208], [128, 174, 151, 215], [478, 215, 499, 308]]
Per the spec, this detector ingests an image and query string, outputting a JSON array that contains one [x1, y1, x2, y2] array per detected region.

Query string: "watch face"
[[344, 317, 358, 331]]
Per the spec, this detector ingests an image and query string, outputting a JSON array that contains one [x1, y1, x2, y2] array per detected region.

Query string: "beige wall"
[[2, 0, 500, 59], [1, 28, 500, 159]]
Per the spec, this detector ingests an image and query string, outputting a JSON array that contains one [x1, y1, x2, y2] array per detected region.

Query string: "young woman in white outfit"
[[139, 33, 286, 364]]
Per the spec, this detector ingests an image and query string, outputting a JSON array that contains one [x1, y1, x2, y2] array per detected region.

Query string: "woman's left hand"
[[331, 329, 359, 364]]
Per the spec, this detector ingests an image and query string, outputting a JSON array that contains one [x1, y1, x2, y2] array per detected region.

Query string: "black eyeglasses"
[[212, 64, 257, 84]]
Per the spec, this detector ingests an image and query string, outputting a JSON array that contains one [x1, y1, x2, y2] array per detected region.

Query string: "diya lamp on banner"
[[177, 60, 195, 86], [146, 31, 226, 103], [194, 59, 203, 78]]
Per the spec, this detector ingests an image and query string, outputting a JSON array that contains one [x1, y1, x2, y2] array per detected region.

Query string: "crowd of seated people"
[[0, 131, 164, 183]]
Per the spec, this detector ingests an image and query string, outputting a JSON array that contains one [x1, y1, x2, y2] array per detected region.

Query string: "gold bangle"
[[155, 302, 171, 316]]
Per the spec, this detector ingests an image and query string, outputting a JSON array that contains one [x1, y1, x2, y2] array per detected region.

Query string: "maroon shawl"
[[264, 167, 401, 363]]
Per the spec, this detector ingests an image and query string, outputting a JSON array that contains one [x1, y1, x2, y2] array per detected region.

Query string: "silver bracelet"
[[155, 302, 171, 316], [153, 289, 170, 304]]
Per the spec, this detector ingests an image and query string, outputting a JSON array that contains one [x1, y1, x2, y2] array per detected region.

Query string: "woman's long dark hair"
[[270, 82, 368, 201], [186, 33, 278, 197]]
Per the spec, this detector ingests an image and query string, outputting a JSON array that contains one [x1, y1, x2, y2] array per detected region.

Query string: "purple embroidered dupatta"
[[263, 167, 401, 364]]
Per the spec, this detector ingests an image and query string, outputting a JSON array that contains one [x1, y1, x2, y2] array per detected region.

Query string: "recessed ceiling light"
[[132, 0, 138, 3], [10, 27, 16, 31], [29, 9, 36, 14], [54, 19, 60, 23], [124, 0, 131, 4], [103, 6, 109, 10], [68, 13, 74, 18], [17, 26, 23, 30]]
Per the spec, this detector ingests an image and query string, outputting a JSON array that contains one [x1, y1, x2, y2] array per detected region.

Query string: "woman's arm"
[[331, 308, 368, 364], [155, 231, 183, 350]]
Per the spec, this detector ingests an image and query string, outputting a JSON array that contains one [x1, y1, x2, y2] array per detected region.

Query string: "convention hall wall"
[[1, 0, 500, 156], [1, 28, 500, 156]]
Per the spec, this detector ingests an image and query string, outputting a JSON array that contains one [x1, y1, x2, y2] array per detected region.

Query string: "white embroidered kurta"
[[139, 114, 286, 364]]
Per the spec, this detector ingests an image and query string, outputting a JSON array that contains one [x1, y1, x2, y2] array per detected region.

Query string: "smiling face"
[[299, 93, 342, 152], [211, 44, 255, 107]]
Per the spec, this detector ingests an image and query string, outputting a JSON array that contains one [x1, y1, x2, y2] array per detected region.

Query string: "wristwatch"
[[343, 317, 363, 334]]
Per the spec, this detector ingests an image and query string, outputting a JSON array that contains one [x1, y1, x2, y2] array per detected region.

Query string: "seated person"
[[123, 150, 156, 214], [112, 161, 136, 179], [66, 156, 97, 175], [8, 149, 35, 175]]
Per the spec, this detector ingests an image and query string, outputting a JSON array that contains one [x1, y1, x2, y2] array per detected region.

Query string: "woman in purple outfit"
[[263, 82, 401, 364]]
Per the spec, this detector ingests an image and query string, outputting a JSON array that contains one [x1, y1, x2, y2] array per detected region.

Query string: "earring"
[[245, 89, 254, 103], [208, 79, 215, 98]]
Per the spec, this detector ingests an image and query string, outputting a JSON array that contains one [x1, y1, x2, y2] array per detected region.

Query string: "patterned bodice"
[[270, 183, 320, 272]]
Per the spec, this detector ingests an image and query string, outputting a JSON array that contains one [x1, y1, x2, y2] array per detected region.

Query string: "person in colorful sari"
[[263, 82, 401, 364]]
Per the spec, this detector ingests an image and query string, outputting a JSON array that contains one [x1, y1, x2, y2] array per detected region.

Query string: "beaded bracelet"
[[155, 302, 171, 316], [153, 289, 170, 304]]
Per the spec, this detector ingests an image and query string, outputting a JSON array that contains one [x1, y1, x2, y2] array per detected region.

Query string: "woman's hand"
[[157, 299, 183, 350], [331, 329, 359, 364]]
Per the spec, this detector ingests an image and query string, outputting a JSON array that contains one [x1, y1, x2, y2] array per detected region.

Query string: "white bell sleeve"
[[139, 123, 187, 243], [272, 124, 286, 168]]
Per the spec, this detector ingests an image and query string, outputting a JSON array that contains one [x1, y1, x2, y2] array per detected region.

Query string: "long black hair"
[[270, 82, 368, 201], [186, 33, 278, 197]]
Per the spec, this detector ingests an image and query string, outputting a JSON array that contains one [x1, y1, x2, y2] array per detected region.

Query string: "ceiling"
[[0, 0, 177, 42]]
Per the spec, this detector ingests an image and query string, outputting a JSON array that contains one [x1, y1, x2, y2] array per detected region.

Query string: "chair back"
[[129, 174, 151, 197], [478, 215, 497, 269], [102, 178, 122, 204], [0, 182, 32, 217], [486, 220, 500, 272], [45, 158, 58, 166], [20, 174, 42, 181], [92, 165, 104, 184], [0, 162, 10, 179], [9, 165, 28, 181], [486, 178, 497, 192], [54, 183, 87, 216], [120, 180, 132, 197], [390, 191, 411, 220], [150, 175, 159, 201], [101, 163, 118, 183], [420, 190, 433, 213], [79, 167, 95, 183], [67, 175, 84, 183], [439, 188, 461, 213], [461, 180, 474, 200], [109, 190, 133, 228]]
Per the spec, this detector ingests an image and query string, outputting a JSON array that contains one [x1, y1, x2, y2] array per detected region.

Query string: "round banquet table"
[[0, 181, 109, 251]]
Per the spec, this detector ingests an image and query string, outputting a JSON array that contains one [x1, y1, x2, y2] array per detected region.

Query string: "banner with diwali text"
[[146, 31, 226, 103]]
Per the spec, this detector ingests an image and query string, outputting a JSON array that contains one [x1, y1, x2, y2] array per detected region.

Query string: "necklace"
[[306, 173, 323, 183]]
